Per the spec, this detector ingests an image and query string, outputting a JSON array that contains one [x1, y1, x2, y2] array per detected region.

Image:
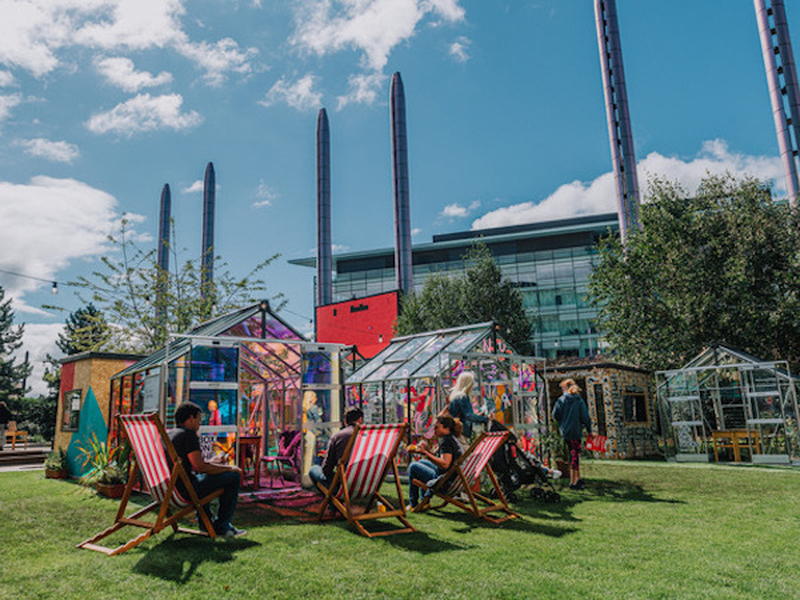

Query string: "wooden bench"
[[711, 429, 760, 463], [5, 421, 29, 450]]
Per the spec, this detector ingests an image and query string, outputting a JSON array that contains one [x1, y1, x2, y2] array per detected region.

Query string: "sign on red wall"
[[316, 291, 399, 358]]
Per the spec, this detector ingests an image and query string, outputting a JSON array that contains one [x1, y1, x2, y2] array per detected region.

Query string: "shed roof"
[[347, 322, 506, 384], [113, 302, 304, 379]]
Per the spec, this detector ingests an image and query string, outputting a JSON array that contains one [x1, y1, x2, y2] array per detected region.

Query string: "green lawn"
[[1, 461, 798, 599]]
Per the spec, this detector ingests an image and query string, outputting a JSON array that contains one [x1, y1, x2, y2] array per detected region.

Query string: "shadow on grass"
[[576, 478, 685, 504], [132, 534, 259, 584], [419, 506, 579, 538]]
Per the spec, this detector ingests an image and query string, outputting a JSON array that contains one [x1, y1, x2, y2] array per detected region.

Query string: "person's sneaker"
[[406, 504, 416, 512], [549, 469, 563, 480], [222, 526, 247, 538]]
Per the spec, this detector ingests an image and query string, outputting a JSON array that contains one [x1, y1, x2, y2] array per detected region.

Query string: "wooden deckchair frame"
[[412, 431, 520, 524], [316, 423, 416, 538], [77, 413, 223, 556]]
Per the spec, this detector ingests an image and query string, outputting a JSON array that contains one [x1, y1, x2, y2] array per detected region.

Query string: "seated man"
[[170, 401, 246, 538], [308, 407, 364, 491]]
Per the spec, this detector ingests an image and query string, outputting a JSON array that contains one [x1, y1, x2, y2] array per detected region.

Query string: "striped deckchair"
[[77, 413, 223, 555], [412, 431, 520, 524], [316, 423, 416, 538]]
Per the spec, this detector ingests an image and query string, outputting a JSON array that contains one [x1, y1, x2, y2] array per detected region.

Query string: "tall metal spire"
[[201, 162, 215, 299], [156, 183, 171, 329], [317, 108, 333, 307], [390, 72, 413, 295], [595, 0, 641, 244], [755, 0, 800, 204]]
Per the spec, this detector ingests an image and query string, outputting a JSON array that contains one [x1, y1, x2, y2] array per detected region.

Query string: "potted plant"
[[44, 447, 69, 479], [543, 427, 570, 477], [78, 434, 129, 498]]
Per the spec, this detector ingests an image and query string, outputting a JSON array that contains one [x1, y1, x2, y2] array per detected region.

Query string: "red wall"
[[316, 291, 399, 358]]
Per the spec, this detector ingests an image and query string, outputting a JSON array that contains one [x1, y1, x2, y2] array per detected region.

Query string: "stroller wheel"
[[530, 487, 545, 500], [545, 490, 561, 503]]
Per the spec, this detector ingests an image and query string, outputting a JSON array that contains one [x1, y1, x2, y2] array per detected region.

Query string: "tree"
[[0, 285, 31, 401], [56, 303, 111, 355], [395, 244, 534, 353], [589, 174, 800, 371], [72, 217, 285, 354]]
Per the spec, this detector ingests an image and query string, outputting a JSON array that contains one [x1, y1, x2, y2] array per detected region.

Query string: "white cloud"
[[0, 93, 22, 121], [174, 37, 257, 86], [471, 140, 786, 230], [440, 199, 480, 219], [17, 138, 80, 163], [449, 35, 471, 63], [94, 56, 172, 92], [260, 74, 322, 111], [336, 71, 385, 109], [253, 180, 277, 207], [291, 0, 465, 76], [411, 227, 422, 236], [0, 176, 121, 308], [183, 180, 204, 193], [0, 1, 255, 86], [86, 93, 202, 135], [182, 179, 220, 194], [0, 70, 14, 86]]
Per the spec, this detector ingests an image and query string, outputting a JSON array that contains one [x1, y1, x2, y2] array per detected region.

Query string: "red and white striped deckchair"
[[77, 413, 223, 555], [412, 431, 520, 524], [316, 423, 416, 538]]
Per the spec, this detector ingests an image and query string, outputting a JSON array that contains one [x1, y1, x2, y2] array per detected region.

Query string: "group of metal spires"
[[597, 0, 800, 246], [155, 162, 217, 317], [316, 72, 413, 307]]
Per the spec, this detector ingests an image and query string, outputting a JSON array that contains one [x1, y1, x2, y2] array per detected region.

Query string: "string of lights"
[[0, 267, 69, 294]]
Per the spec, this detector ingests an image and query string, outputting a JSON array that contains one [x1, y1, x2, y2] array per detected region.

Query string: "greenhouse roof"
[[657, 344, 798, 384], [113, 302, 304, 379], [346, 322, 503, 384]]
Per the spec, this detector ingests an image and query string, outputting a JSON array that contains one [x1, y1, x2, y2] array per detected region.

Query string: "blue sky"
[[0, 0, 794, 394]]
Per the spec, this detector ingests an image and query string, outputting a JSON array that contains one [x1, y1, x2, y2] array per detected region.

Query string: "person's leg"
[[408, 459, 438, 507], [196, 470, 241, 533], [308, 464, 329, 492], [567, 439, 581, 487]]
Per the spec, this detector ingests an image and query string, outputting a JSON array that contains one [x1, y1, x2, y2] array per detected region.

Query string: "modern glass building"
[[291, 213, 620, 359]]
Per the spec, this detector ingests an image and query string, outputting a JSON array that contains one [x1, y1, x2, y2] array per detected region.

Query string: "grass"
[[1, 460, 799, 599]]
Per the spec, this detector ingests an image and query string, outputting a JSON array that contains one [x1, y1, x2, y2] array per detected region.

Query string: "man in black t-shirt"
[[170, 401, 246, 538], [308, 407, 364, 491]]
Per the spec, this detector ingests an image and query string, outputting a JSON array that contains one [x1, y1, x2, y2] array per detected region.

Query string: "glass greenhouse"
[[656, 345, 800, 465]]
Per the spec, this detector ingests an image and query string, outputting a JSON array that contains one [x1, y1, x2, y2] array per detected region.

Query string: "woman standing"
[[552, 378, 591, 490]]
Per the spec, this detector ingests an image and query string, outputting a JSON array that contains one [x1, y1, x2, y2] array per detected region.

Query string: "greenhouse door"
[[664, 372, 708, 462], [741, 366, 791, 465]]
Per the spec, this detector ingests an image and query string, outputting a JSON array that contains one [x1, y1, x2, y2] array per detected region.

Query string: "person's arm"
[[417, 447, 452, 471], [187, 450, 241, 475], [581, 400, 592, 432], [459, 396, 488, 424]]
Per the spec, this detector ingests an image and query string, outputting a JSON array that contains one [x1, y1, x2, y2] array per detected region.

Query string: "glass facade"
[[293, 213, 619, 360]]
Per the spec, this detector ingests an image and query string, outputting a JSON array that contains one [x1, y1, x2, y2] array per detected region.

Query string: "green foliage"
[[395, 244, 534, 352], [6, 395, 57, 442], [589, 174, 800, 371], [78, 434, 129, 487], [56, 303, 111, 355], [0, 285, 31, 401], [44, 447, 68, 472], [71, 217, 285, 354]]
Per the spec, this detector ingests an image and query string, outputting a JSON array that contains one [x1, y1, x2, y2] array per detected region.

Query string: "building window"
[[62, 389, 82, 431], [623, 387, 648, 423]]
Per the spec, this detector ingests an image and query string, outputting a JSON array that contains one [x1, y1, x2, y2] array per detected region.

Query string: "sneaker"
[[406, 504, 416, 512], [549, 469, 563, 480], [222, 526, 247, 538]]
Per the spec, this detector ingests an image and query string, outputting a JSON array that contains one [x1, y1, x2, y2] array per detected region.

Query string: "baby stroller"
[[488, 420, 561, 504]]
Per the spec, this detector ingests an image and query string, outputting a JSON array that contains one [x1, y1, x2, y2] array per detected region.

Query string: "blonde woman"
[[552, 378, 591, 490], [447, 371, 491, 439]]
